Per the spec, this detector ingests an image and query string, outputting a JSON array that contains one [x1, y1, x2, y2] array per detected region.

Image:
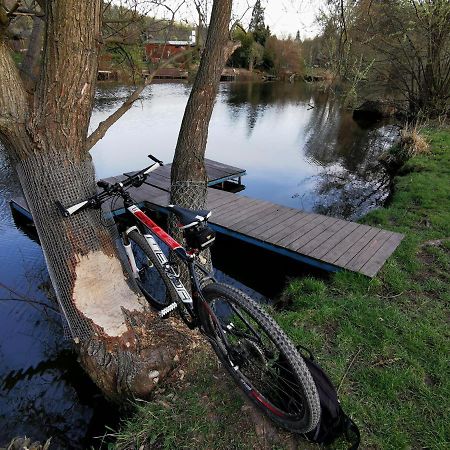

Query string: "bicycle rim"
[[128, 232, 172, 309], [200, 284, 319, 431]]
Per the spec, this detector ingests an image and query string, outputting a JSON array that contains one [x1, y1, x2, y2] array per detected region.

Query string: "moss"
[[11, 51, 24, 65]]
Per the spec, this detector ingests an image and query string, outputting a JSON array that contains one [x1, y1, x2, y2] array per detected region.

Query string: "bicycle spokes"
[[206, 296, 306, 418]]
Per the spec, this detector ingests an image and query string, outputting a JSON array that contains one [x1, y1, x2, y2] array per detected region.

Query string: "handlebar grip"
[[56, 201, 70, 217], [148, 154, 164, 166], [97, 180, 111, 189]]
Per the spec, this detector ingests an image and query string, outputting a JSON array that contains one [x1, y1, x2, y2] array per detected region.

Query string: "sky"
[[124, 0, 324, 40], [234, 0, 323, 39]]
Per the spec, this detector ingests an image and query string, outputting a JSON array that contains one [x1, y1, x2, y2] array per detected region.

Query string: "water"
[[91, 82, 397, 220], [0, 150, 117, 449], [0, 81, 397, 447]]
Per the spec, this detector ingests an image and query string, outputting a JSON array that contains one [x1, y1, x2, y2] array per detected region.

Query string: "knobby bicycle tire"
[[199, 282, 321, 433], [128, 230, 176, 310]]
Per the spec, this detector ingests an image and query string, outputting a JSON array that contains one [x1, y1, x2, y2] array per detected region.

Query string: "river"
[[0, 81, 397, 448]]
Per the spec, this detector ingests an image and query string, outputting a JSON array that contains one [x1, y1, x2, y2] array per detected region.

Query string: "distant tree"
[[249, 0, 270, 46], [302, 36, 326, 67], [313, 0, 450, 117], [229, 25, 254, 68], [360, 0, 450, 117], [264, 36, 302, 75], [295, 30, 301, 42], [249, 41, 264, 71]]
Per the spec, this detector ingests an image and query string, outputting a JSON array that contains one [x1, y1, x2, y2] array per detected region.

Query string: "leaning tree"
[[0, 0, 235, 401], [170, 0, 238, 271]]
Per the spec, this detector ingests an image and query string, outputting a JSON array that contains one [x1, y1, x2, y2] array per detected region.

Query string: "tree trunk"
[[169, 0, 237, 257], [0, 0, 191, 401], [20, 15, 44, 92], [169, 0, 236, 284], [171, 0, 234, 187]]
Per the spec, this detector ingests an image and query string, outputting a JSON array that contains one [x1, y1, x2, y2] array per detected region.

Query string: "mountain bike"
[[57, 155, 321, 433]]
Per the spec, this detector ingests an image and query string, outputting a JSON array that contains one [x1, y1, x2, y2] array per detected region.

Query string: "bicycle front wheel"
[[199, 283, 320, 433], [127, 230, 175, 310]]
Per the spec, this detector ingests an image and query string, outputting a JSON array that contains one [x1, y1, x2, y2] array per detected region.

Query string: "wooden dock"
[[10, 159, 403, 278]]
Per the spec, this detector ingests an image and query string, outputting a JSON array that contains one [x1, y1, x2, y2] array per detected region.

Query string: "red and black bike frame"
[[121, 197, 215, 328]]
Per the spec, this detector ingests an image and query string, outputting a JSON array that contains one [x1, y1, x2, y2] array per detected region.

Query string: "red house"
[[145, 32, 196, 64]]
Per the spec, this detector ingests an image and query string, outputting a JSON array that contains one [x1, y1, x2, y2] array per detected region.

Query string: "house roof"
[[146, 40, 195, 46]]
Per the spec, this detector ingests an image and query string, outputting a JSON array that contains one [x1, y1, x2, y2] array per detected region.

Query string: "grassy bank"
[[111, 129, 449, 450]]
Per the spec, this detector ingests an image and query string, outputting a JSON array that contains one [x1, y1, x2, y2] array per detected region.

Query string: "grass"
[[111, 128, 449, 450], [107, 351, 256, 450]]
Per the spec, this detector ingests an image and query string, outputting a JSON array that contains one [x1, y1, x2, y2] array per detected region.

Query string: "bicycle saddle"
[[166, 204, 212, 229]]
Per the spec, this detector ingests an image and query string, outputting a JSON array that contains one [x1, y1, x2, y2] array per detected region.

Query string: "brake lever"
[[56, 195, 101, 218]]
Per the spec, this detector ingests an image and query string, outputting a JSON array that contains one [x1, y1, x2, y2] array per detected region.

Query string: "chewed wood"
[[10, 159, 403, 278]]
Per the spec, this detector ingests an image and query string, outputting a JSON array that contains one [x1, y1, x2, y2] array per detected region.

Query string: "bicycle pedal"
[[159, 302, 178, 318]]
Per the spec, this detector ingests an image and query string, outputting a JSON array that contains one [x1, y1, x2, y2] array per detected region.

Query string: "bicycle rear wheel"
[[127, 230, 175, 310], [199, 283, 320, 433]]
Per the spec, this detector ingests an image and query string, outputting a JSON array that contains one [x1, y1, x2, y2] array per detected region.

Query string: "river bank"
[[111, 128, 449, 449]]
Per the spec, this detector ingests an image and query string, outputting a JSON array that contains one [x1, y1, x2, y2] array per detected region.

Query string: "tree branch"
[[224, 39, 241, 61], [86, 49, 194, 151]]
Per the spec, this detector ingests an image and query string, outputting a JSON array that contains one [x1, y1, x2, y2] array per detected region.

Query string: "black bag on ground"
[[299, 346, 360, 449]]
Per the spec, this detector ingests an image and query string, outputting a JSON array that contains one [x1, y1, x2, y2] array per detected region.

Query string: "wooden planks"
[[10, 159, 403, 278], [124, 159, 246, 192], [184, 187, 402, 277]]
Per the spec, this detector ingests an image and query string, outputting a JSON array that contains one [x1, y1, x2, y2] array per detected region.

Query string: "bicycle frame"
[[57, 156, 215, 328], [122, 202, 214, 327]]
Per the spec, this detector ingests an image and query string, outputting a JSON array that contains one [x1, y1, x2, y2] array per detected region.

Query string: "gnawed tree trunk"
[[0, 0, 191, 401], [170, 0, 239, 270]]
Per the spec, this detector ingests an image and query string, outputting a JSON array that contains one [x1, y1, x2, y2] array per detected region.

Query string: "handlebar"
[[57, 155, 164, 217]]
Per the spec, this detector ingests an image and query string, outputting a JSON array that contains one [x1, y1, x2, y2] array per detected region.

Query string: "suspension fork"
[[122, 227, 141, 278]]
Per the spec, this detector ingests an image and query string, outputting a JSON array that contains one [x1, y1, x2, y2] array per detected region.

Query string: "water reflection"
[[297, 90, 398, 219], [90, 81, 395, 220]]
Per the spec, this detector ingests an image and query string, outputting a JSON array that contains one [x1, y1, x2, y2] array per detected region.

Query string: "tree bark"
[[171, 0, 234, 187], [169, 0, 235, 280], [0, 38, 29, 157], [0, 0, 192, 401], [20, 14, 44, 93]]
